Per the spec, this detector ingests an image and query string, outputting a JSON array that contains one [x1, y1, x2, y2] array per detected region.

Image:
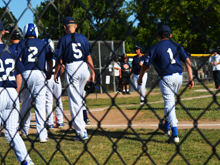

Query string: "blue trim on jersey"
[[56, 33, 92, 64], [144, 40, 189, 76]]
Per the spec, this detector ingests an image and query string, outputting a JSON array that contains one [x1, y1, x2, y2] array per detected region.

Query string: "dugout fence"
[[1, 0, 220, 165]]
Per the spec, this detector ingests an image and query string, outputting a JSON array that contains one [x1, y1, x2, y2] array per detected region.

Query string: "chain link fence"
[[0, 0, 220, 164]]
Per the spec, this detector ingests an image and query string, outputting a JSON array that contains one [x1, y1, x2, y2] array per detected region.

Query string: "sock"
[[83, 110, 88, 121], [164, 120, 170, 130], [171, 127, 178, 137], [123, 89, 125, 92], [127, 89, 129, 92]]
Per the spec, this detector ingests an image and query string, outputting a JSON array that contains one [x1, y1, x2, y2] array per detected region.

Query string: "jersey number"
[[72, 43, 82, 59], [28, 46, 38, 62], [167, 48, 176, 64], [0, 59, 15, 81]]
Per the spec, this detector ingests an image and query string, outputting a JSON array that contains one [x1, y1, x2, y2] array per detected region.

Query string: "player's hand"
[[137, 78, 142, 85], [46, 71, 52, 80], [188, 80, 194, 89], [214, 63, 217, 66], [54, 74, 59, 84]]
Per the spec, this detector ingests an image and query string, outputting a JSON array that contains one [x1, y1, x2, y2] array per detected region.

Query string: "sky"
[[0, 0, 41, 29], [0, 0, 138, 30]]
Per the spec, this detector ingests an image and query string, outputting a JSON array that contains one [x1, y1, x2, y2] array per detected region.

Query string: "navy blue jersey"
[[132, 55, 146, 75], [121, 62, 131, 78], [9, 43, 17, 52], [0, 44, 25, 88], [144, 40, 190, 76], [16, 38, 53, 72], [56, 33, 92, 64]]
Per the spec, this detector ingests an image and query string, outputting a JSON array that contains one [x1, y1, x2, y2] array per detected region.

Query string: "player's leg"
[[33, 71, 48, 142], [82, 90, 90, 125], [132, 73, 139, 91], [140, 72, 148, 103], [65, 62, 89, 140], [126, 77, 130, 94], [2, 88, 33, 164], [45, 78, 54, 129], [160, 74, 179, 142], [213, 71, 218, 88], [19, 71, 34, 136], [53, 76, 64, 127], [216, 70, 220, 88]]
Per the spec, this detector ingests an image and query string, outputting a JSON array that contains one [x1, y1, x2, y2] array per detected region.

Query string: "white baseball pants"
[[133, 72, 148, 101], [160, 73, 182, 127], [65, 61, 90, 137], [0, 88, 32, 164], [46, 75, 64, 125], [20, 70, 48, 141]]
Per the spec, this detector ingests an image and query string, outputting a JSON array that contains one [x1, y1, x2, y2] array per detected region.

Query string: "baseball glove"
[[84, 81, 95, 94]]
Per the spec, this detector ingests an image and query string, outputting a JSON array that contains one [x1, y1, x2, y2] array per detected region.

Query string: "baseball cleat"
[[140, 100, 145, 105], [58, 123, 65, 128], [21, 160, 35, 165], [40, 137, 49, 143], [74, 132, 88, 141], [85, 119, 90, 125], [164, 129, 171, 136], [169, 136, 179, 143]]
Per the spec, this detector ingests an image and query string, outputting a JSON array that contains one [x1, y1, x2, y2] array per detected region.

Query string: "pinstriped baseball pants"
[[160, 73, 182, 127]]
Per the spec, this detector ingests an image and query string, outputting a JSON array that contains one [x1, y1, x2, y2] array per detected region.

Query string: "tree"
[[127, 0, 220, 53]]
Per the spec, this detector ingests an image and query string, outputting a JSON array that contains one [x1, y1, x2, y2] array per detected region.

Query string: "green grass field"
[[1, 83, 220, 164]]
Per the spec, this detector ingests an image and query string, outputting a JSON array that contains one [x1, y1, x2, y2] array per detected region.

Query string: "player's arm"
[[54, 59, 63, 83], [46, 59, 53, 79], [185, 58, 194, 89], [87, 55, 95, 82], [60, 64, 65, 79], [138, 65, 149, 85], [16, 74, 22, 93]]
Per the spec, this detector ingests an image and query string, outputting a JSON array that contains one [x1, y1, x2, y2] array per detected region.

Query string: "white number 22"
[[0, 59, 15, 81], [167, 48, 176, 64]]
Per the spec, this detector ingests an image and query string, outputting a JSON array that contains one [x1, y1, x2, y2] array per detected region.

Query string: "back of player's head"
[[7, 26, 23, 40], [43, 38, 54, 51], [63, 16, 76, 26], [158, 25, 171, 38], [23, 23, 38, 39]]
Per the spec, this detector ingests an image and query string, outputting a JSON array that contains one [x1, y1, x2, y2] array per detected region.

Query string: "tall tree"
[[127, 0, 220, 53]]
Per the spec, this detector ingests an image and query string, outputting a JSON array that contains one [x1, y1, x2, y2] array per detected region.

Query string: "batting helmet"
[[23, 23, 38, 38], [43, 38, 54, 51], [134, 45, 141, 52], [7, 26, 23, 40]]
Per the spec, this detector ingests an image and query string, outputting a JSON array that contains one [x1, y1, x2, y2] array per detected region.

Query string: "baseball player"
[[16, 23, 53, 143], [54, 16, 95, 141], [6, 26, 23, 93], [44, 38, 65, 130], [137, 25, 194, 143], [132, 45, 149, 104], [0, 21, 35, 165]]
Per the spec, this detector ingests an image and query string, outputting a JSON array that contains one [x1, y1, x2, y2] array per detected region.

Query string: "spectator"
[[210, 50, 220, 89], [120, 55, 132, 95], [111, 56, 121, 93]]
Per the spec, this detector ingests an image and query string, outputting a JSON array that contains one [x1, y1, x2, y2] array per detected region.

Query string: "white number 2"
[[0, 59, 15, 81], [72, 43, 82, 59], [28, 46, 38, 62], [167, 48, 176, 64]]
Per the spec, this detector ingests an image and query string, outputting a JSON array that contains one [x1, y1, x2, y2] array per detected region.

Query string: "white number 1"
[[167, 48, 176, 64]]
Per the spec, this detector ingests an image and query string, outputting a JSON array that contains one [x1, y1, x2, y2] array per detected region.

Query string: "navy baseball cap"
[[158, 25, 171, 36], [0, 21, 4, 31], [63, 16, 76, 25], [134, 45, 141, 50]]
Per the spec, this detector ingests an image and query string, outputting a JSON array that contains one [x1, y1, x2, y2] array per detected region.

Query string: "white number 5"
[[72, 43, 82, 59], [167, 48, 176, 64]]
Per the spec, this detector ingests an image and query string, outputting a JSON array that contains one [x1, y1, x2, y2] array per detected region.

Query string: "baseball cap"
[[63, 16, 76, 25], [134, 45, 141, 50], [158, 25, 171, 36], [0, 21, 4, 31]]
